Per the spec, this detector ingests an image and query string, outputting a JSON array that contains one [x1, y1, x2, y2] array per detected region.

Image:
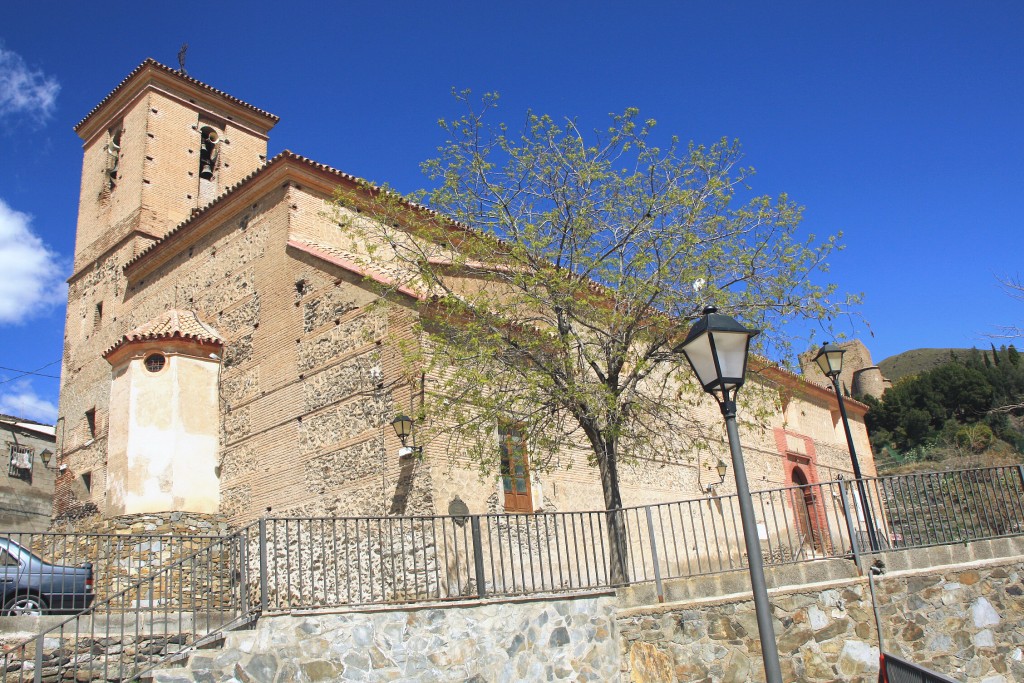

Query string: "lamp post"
[[813, 343, 880, 552], [680, 307, 782, 683]]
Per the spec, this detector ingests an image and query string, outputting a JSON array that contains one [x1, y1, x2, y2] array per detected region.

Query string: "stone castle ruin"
[[799, 339, 892, 400]]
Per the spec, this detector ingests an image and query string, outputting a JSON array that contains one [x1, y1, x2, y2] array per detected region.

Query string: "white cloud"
[[0, 45, 59, 122], [0, 380, 58, 424], [0, 198, 67, 324]]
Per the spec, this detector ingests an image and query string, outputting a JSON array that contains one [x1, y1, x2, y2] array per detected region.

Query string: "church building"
[[55, 60, 877, 535]]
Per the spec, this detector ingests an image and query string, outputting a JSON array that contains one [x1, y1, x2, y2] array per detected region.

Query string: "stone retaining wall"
[[874, 559, 1024, 681], [618, 580, 880, 682], [618, 554, 1024, 682], [149, 549, 1024, 683], [154, 595, 621, 682]]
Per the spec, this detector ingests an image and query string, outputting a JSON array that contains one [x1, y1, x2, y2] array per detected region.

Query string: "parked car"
[[0, 537, 94, 615]]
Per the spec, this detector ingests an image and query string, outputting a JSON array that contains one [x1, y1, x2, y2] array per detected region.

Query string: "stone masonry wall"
[[618, 581, 881, 682], [874, 560, 1024, 681], [41, 512, 231, 605], [154, 595, 621, 683], [142, 548, 1024, 683], [618, 554, 1024, 682]]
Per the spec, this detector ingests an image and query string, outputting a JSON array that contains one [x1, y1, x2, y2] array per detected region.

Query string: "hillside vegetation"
[[878, 348, 971, 383], [865, 345, 1024, 473]]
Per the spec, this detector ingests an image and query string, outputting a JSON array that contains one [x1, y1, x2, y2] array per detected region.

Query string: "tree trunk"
[[594, 433, 629, 585]]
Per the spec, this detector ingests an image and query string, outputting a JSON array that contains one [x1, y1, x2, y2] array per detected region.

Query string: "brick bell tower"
[[56, 61, 278, 518], [70, 59, 278, 273]]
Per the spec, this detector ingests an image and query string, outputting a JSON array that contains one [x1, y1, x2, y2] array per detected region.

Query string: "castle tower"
[[799, 339, 889, 400], [57, 61, 278, 518]]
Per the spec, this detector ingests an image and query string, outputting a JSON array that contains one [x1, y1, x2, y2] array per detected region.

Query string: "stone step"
[[145, 619, 260, 681], [222, 628, 257, 651], [617, 557, 861, 607]]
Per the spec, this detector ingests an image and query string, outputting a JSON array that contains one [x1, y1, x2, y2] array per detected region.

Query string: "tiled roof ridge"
[[754, 360, 870, 410], [74, 58, 279, 133], [122, 150, 577, 288], [103, 309, 223, 358]]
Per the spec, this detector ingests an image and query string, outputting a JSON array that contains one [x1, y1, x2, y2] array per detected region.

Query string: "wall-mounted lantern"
[[705, 458, 728, 494], [391, 414, 423, 457]]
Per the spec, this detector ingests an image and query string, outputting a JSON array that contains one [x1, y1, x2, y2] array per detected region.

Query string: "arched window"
[[198, 126, 220, 180], [105, 125, 122, 189]]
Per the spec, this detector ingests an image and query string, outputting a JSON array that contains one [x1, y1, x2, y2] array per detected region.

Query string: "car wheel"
[[3, 595, 47, 616]]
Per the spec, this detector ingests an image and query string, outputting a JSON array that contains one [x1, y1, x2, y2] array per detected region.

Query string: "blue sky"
[[1, 1, 1022, 422]]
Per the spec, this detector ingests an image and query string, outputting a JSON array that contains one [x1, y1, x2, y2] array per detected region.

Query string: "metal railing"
[[1, 526, 253, 683], [253, 466, 1024, 610], [0, 465, 1021, 679], [0, 530, 223, 605], [252, 477, 865, 610], [862, 465, 1024, 550]]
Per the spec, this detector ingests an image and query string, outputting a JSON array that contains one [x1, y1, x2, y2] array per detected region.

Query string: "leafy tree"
[[337, 95, 854, 582], [866, 345, 1024, 456]]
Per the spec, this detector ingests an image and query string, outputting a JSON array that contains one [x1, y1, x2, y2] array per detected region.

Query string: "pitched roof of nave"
[[123, 150, 451, 273]]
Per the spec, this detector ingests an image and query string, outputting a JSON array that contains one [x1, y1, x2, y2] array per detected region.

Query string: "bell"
[[199, 162, 213, 180]]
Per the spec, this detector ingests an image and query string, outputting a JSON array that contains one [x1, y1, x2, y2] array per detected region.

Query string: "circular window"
[[144, 354, 166, 373]]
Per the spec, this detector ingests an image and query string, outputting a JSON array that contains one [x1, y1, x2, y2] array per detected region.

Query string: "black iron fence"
[[1, 527, 253, 682], [865, 466, 1024, 550], [0, 465, 1021, 680], [252, 466, 1024, 610]]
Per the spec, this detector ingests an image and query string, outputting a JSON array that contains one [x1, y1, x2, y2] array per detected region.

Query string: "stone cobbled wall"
[[875, 561, 1024, 682], [2, 633, 191, 682], [40, 512, 234, 607], [618, 556, 1024, 682], [153, 596, 620, 682], [618, 583, 880, 682]]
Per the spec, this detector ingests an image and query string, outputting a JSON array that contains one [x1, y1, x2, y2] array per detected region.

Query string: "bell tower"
[[57, 61, 278, 519], [71, 59, 279, 275]]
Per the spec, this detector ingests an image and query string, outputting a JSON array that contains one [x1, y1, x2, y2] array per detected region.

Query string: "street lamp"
[[390, 414, 423, 457], [680, 307, 782, 683], [813, 342, 880, 552]]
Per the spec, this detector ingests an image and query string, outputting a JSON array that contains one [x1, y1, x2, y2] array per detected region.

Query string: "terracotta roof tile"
[[288, 237, 425, 300], [123, 150, 506, 273], [104, 309, 223, 358], [74, 58, 279, 133]]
